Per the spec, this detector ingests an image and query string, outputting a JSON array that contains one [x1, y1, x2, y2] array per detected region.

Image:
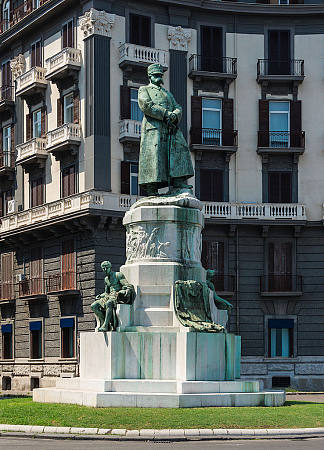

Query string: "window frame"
[[30, 174, 45, 208], [202, 97, 222, 145], [126, 10, 154, 47], [61, 239, 76, 291], [61, 163, 77, 198], [264, 315, 297, 358], [269, 101, 290, 148], [61, 18, 74, 49], [31, 39, 42, 68], [63, 92, 74, 124], [130, 88, 144, 122], [59, 316, 77, 360], [268, 170, 292, 203], [264, 238, 297, 292], [32, 108, 42, 138], [130, 162, 139, 196], [1, 321, 14, 361], [29, 318, 44, 361]]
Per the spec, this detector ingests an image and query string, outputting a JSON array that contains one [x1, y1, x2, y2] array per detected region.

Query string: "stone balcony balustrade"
[[15, 66, 48, 97], [46, 123, 82, 156], [119, 119, 141, 144], [119, 43, 168, 71], [46, 48, 82, 82], [16, 137, 47, 168], [204, 202, 306, 221]]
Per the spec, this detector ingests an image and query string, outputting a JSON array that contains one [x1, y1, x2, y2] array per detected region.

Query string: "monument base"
[[33, 332, 285, 408]]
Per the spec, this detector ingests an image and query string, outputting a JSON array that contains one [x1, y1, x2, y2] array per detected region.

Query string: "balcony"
[[260, 274, 303, 297], [257, 131, 305, 155], [0, 86, 14, 116], [0, 191, 140, 235], [19, 277, 46, 299], [0, 151, 15, 184], [203, 202, 306, 221], [0, 283, 15, 302], [119, 43, 168, 71], [190, 128, 238, 155], [188, 55, 237, 83], [46, 48, 82, 83], [46, 273, 78, 296], [119, 119, 141, 144], [46, 123, 81, 157], [16, 137, 47, 168], [257, 59, 304, 84], [0, 0, 50, 35], [16, 67, 48, 98]]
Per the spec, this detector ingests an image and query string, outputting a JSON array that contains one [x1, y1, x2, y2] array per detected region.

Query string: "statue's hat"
[[147, 63, 164, 76]]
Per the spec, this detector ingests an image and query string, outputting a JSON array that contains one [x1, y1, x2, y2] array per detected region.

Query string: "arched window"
[[2, 1, 10, 31]]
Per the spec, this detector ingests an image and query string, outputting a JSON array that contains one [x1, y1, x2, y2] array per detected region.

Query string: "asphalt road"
[[1, 437, 324, 450]]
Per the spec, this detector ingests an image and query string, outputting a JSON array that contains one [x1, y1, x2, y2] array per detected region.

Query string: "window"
[[30, 176, 44, 207], [268, 30, 290, 75], [202, 240, 226, 291], [2, 1, 10, 32], [1, 323, 13, 359], [268, 241, 293, 291], [200, 169, 224, 202], [30, 247, 43, 295], [1, 61, 12, 99], [130, 163, 139, 195], [268, 318, 294, 357], [63, 93, 74, 124], [60, 317, 75, 358], [202, 98, 222, 145], [62, 20, 74, 48], [32, 109, 42, 138], [31, 40, 42, 67], [29, 321, 43, 359], [33, 0, 41, 8], [130, 89, 143, 122], [268, 172, 292, 203], [2, 125, 11, 167], [201, 26, 223, 72], [269, 102, 290, 148], [62, 165, 76, 198], [129, 13, 151, 47], [278, 0, 289, 4], [0, 253, 13, 300], [62, 240, 76, 290]]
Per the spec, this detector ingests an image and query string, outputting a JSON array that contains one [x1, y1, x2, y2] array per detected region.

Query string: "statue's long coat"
[[138, 83, 194, 186]]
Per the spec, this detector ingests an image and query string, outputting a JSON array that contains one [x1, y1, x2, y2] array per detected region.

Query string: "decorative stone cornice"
[[167, 26, 191, 51], [79, 8, 115, 39], [10, 54, 26, 79]]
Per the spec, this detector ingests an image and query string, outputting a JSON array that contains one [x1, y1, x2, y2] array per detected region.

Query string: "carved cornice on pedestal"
[[79, 8, 115, 39], [10, 54, 25, 79], [167, 26, 191, 51]]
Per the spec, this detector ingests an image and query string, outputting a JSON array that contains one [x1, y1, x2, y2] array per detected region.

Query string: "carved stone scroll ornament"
[[10, 54, 25, 79], [126, 226, 170, 262], [167, 26, 192, 51], [79, 8, 115, 39], [174, 280, 225, 333]]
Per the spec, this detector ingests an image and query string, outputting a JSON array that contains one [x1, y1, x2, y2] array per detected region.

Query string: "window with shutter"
[[201, 26, 223, 72], [62, 20, 74, 48], [63, 93, 74, 124], [268, 241, 293, 291], [121, 161, 130, 194], [1, 61, 12, 100], [120, 86, 131, 120], [202, 98, 222, 145], [1, 252, 13, 300], [200, 169, 224, 202], [62, 240, 76, 290], [32, 109, 42, 138], [269, 101, 290, 148], [62, 165, 76, 198], [30, 176, 44, 207], [30, 247, 43, 295], [268, 172, 292, 203], [129, 14, 151, 47], [31, 40, 42, 67], [2, 324, 13, 360], [268, 30, 290, 75]]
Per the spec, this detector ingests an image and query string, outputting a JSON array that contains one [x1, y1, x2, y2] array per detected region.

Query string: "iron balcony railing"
[[0, 0, 49, 34], [46, 272, 77, 292], [0, 151, 15, 169], [191, 128, 238, 147], [210, 274, 236, 293], [258, 131, 305, 149], [19, 277, 45, 297], [0, 85, 14, 102], [257, 59, 304, 77], [260, 274, 303, 293], [189, 55, 237, 76], [0, 282, 14, 301]]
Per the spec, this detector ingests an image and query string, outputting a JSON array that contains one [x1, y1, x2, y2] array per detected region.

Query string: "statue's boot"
[[172, 176, 193, 190], [145, 183, 159, 196]]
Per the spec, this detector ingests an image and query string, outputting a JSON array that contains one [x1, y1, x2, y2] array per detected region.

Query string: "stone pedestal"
[[33, 195, 285, 407]]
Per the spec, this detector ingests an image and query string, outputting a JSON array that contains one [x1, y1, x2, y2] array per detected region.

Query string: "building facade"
[[0, 0, 324, 392]]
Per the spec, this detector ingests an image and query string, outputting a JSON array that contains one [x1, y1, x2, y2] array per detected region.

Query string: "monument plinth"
[[33, 63, 285, 408]]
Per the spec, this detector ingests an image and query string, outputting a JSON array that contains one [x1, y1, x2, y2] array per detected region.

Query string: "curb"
[[1, 425, 324, 441]]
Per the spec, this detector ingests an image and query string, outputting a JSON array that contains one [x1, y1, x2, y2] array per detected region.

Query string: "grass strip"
[[0, 398, 324, 430]]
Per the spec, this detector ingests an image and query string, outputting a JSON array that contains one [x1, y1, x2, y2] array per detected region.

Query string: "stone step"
[[55, 378, 260, 394], [33, 388, 286, 408], [134, 307, 174, 326]]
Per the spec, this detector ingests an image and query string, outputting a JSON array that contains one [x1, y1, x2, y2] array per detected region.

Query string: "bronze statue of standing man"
[[138, 63, 194, 196]]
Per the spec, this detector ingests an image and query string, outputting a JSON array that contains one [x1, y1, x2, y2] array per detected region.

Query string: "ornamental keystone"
[[167, 26, 192, 51], [10, 54, 25, 79], [79, 8, 115, 39]]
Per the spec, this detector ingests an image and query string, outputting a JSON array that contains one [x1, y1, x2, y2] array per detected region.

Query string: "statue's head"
[[147, 63, 164, 87], [101, 260, 112, 274], [206, 269, 216, 280]]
